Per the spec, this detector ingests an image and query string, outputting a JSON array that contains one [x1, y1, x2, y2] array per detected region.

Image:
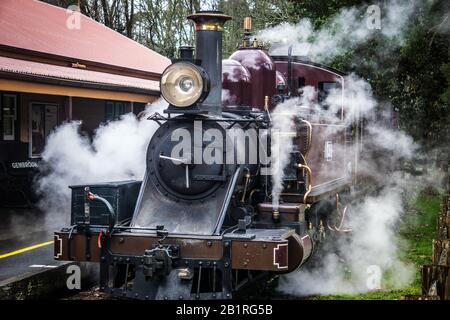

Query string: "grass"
[[315, 188, 442, 300]]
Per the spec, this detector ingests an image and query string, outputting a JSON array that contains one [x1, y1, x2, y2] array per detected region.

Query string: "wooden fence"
[[421, 163, 450, 299]]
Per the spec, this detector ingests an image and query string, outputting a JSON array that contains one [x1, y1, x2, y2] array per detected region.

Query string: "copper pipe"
[[264, 96, 271, 122], [328, 202, 352, 233], [244, 17, 252, 32], [335, 205, 352, 233], [248, 189, 259, 204], [297, 164, 312, 204], [241, 170, 251, 203]]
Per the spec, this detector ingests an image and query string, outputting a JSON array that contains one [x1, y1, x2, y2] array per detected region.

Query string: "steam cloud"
[[277, 169, 442, 296], [258, 0, 417, 64], [269, 75, 425, 295], [36, 100, 167, 228], [263, 0, 435, 295]]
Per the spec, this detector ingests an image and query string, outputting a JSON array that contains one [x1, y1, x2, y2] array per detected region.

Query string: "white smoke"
[[256, 0, 429, 296], [270, 86, 316, 209], [278, 169, 438, 296], [36, 100, 167, 227], [326, 74, 377, 124], [269, 79, 423, 295], [258, 0, 417, 63], [267, 72, 424, 295], [269, 73, 427, 295]]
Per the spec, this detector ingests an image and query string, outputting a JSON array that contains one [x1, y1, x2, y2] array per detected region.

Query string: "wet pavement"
[[0, 208, 60, 283]]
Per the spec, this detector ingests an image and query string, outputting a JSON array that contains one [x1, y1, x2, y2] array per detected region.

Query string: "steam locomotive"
[[54, 11, 364, 299]]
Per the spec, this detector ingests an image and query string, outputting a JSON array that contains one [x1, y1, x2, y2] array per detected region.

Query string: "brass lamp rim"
[[160, 62, 206, 108]]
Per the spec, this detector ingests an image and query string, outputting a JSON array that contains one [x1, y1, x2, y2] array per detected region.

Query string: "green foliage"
[[401, 191, 441, 286], [439, 52, 450, 144], [287, 0, 367, 26], [218, 0, 294, 57], [314, 288, 420, 300], [388, 24, 450, 147]]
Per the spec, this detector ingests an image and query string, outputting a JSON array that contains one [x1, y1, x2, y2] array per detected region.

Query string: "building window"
[[318, 82, 341, 102], [105, 101, 128, 121], [1, 94, 18, 141], [30, 103, 58, 157], [132, 102, 146, 116]]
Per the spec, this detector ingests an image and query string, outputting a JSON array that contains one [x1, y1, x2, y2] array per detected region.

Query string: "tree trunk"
[[437, 208, 450, 240], [126, 0, 135, 38], [100, 0, 111, 27], [433, 239, 450, 265], [422, 265, 450, 300]]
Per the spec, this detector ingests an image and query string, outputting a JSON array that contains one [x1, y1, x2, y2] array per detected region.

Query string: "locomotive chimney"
[[187, 11, 231, 114]]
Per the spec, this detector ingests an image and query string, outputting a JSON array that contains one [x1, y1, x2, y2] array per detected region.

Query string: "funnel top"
[[187, 11, 232, 31]]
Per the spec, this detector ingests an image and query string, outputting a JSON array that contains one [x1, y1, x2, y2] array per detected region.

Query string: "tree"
[[382, 1, 450, 148], [217, 0, 294, 57], [133, 0, 195, 58]]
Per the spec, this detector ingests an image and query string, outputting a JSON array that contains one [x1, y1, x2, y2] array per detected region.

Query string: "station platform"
[[0, 208, 75, 299]]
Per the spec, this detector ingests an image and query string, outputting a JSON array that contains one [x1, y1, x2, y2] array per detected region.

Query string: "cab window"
[[298, 77, 305, 91], [318, 82, 341, 102], [318, 81, 341, 112]]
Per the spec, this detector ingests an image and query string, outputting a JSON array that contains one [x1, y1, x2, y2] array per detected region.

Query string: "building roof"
[[0, 56, 159, 94], [0, 0, 170, 76]]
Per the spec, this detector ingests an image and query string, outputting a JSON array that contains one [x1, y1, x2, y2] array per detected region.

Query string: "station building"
[[0, 0, 169, 205]]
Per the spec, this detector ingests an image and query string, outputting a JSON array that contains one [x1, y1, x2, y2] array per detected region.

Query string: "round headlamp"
[[160, 62, 209, 108]]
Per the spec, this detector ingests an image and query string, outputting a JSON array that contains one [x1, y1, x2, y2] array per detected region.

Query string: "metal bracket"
[[222, 240, 232, 299], [142, 245, 178, 278]]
